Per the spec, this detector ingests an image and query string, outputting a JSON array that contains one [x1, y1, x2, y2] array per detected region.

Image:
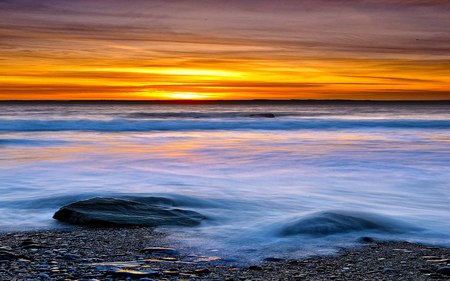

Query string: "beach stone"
[[110, 269, 160, 278], [248, 113, 275, 118], [163, 269, 180, 275], [248, 265, 263, 270], [265, 257, 285, 262], [194, 268, 211, 274], [279, 211, 417, 237], [0, 250, 20, 260], [141, 247, 178, 255], [358, 236, 375, 243], [53, 197, 206, 227], [63, 253, 80, 260], [436, 266, 450, 276], [37, 273, 50, 280]]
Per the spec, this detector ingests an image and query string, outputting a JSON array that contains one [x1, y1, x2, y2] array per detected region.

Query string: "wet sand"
[[1, 227, 449, 280]]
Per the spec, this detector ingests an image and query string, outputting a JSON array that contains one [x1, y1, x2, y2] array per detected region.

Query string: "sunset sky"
[[0, 0, 449, 100]]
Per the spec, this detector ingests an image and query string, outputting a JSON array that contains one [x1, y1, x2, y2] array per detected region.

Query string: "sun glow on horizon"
[[166, 92, 212, 100], [0, 0, 449, 100]]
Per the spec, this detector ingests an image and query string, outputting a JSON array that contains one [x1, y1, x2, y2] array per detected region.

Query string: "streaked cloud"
[[0, 0, 449, 99]]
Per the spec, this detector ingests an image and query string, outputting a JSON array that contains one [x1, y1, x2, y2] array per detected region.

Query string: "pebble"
[[141, 247, 178, 255], [436, 266, 450, 276], [248, 265, 263, 270]]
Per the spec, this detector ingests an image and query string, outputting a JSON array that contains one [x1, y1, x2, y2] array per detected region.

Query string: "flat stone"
[[53, 197, 206, 227], [436, 266, 450, 276], [0, 250, 21, 260], [141, 247, 178, 255], [109, 269, 160, 278], [248, 113, 276, 118]]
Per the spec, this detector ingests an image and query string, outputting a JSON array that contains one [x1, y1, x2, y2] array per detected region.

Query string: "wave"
[[126, 112, 279, 119], [1, 118, 449, 132], [276, 211, 421, 237], [0, 193, 225, 210], [0, 138, 68, 146]]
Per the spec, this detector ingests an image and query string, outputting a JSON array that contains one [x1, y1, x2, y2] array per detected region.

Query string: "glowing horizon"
[[0, 0, 449, 100]]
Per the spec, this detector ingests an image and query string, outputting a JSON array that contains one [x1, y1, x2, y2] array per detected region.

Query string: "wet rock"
[[358, 236, 375, 243], [279, 211, 418, 237], [109, 269, 160, 278], [194, 268, 211, 274], [264, 257, 285, 262], [436, 266, 450, 276], [63, 253, 80, 260], [37, 273, 50, 280], [248, 265, 263, 270], [419, 268, 433, 273], [0, 250, 21, 260], [248, 113, 276, 118], [53, 197, 206, 227], [141, 247, 178, 255], [163, 269, 179, 275], [20, 239, 46, 249]]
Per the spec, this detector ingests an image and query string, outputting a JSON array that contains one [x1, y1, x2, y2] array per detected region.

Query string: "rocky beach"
[[1, 227, 449, 281]]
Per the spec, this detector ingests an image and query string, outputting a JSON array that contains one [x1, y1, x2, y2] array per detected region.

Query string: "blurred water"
[[0, 102, 449, 259]]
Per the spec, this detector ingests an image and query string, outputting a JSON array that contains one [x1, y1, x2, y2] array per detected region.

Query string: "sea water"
[[1, 102, 449, 260]]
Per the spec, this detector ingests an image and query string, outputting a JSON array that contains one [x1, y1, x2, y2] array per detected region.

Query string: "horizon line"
[[1, 99, 449, 103]]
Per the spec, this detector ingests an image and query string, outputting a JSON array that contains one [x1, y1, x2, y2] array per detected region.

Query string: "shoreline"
[[1, 227, 449, 280]]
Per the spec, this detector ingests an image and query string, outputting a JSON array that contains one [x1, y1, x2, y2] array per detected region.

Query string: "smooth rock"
[[436, 266, 450, 276], [194, 268, 211, 274], [141, 247, 178, 255], [358, 236, 375, 243], [248, 265, 263, 270], [264, 257, 285, 262], [110, 269, 160, 278], [163, 269, 179, 275], [0, 250, 20, 260], [53, 197, 206, 227], [248, 113, 276, 118], [279, 211, 418, 237]]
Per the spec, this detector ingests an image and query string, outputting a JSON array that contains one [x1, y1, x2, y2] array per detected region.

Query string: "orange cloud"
[[0, 0, 449, 100]]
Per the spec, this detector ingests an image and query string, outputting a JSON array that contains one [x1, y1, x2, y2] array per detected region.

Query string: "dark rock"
[[53, 197, 206, 227], [0, 250, 21, 260], [37, 273, 50, 280], [278, 211, 418, 237], [109, 269, 160, 278], [248, 113, 276, 118], [264, 257, 285, 262], [141, 247, 178, 255], [358, 236, 375, 243], [63, 253, 80, 260], [419, 268, 433, 273], [163, 269, 179, 275], [20, 239, 35, 246], [22, 243, 47, 249], [436, 266, 450, 276], [194, 268, 211, 274], [248, 265, 263, 270]]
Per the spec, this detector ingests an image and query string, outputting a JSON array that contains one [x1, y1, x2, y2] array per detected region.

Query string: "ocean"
[[1, 101, 449, 260]]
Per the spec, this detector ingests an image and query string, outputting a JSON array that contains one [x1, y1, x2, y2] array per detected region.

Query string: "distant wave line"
[[1, 118, 449, 132]]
